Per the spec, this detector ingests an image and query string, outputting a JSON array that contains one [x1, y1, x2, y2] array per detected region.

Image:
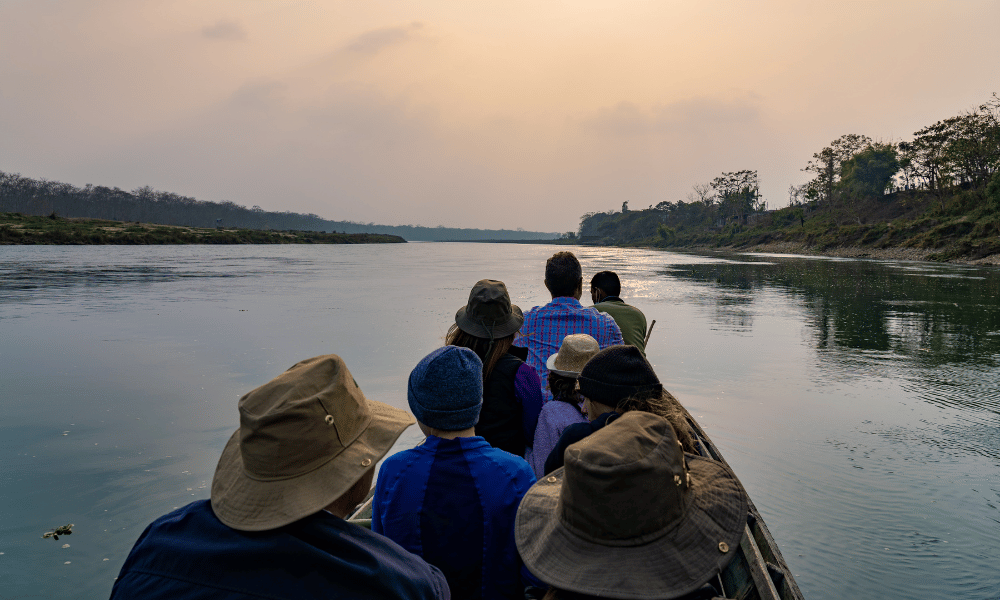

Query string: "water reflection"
[[665, 256, 1000, 362]]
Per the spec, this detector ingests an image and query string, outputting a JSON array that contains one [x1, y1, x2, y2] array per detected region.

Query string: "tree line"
[[580, 93, 1000, 241], [0, 173, 559, 242]]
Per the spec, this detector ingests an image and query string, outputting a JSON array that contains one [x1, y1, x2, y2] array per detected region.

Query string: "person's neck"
[[419, 422, 476, 439], [430, 428, 475, 440]]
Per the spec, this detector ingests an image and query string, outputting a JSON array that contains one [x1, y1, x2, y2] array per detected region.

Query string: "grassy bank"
[[0, 213, 406, 245], [582, 178, 1000, 265], [654, 196, 1000, 264]]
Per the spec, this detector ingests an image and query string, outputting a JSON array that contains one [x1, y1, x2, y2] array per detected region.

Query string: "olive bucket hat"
[[515, 411, 748, 600], [211, 354, 414, 531], [455, 279, 524, 339]]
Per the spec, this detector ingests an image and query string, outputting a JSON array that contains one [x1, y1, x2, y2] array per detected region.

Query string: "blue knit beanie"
[[408, 346, 484, 431]]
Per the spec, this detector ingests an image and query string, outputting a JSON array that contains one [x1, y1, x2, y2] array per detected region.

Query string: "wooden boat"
[[349, 414, 804, 600], [685, 416, 804, 600]]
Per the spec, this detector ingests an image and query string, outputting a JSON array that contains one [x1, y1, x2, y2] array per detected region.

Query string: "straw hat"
[[211, 354, 414, 531], [455, 279, 524, 339], [515, 411, 747, 599], [545, 334, 600, 378]]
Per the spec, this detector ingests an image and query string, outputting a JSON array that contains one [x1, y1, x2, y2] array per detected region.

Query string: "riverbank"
[[695, 240, 1000, 265], [0, 213, 406, 244]]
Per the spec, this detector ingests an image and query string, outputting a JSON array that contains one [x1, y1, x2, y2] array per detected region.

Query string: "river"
[[1, 243, 997, 599]]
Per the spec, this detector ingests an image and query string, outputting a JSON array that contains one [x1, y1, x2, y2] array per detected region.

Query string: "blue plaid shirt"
[[513, 296, 623, 403]]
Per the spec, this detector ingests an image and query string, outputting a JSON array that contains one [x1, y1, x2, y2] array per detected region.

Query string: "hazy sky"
[[2, 1, 998, 232]]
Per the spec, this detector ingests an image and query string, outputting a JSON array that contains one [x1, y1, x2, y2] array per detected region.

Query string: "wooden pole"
[[644, 319, 656, 346]]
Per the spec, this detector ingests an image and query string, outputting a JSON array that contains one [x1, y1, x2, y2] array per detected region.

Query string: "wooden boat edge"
[[347, 417, 806, 600]]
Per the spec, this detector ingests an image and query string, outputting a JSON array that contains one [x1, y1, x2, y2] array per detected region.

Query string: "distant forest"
[[0, 172, 559, 242], [578, 93, 1000, 259]]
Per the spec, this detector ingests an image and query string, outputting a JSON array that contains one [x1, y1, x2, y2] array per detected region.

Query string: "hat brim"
[[455, 304, 524, 339], [546, 353, 581, 378], [211, 399, 413, 531], [515, 454, 748, 600]]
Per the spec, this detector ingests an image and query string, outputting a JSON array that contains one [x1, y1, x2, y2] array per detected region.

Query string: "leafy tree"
[[802, 134, 873, 207], [903, 121, 951, 193], [839, 143, 900, 198], [710, 170, 763, 224]]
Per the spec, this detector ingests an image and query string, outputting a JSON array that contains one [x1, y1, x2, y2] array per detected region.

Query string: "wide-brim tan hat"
[[545, 333, 600, 378], [515, 411, 747, 599], [211, 354, 414, 531]]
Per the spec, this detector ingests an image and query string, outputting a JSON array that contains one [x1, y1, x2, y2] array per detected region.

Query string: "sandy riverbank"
[[686, 241, 1000, 266]]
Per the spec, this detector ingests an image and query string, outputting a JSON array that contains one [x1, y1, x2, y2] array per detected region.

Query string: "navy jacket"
[[543, 411, 620, 474], [372, 436, 536, 600], [110, 500, 449, 599]]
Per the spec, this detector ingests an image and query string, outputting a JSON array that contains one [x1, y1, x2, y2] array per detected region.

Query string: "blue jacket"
[[110, 500, 450, 600], [372, 436, 536, 600]]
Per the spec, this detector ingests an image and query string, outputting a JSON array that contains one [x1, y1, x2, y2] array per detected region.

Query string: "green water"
[[1, 244, 997, 599]]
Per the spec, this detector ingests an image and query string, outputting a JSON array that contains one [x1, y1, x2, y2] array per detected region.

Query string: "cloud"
[[582, 97, 761, 137], [201, 20, 246, 41], [227, 80, 286, 110], [343, 22, 424, 56]]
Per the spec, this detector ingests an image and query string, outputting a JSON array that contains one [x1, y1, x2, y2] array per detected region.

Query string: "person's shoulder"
[[547, 400, 582, 417], [471, 443, 535, 476], [378, 445, 428, 477], [621, 301, 645, 315], [559, 421, 594, 443], [590, 306, 620, 327], [147, 500, 217, 533], [520, 303, 546, 319], [340, 522, 451, 596]]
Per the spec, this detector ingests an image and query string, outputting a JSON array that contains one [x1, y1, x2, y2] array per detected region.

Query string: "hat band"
[[241, 439, 346, 482], [555, 496, 684, 547]]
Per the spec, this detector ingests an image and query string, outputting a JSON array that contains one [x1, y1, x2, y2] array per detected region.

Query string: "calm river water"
[[1, 243, 998, 599]]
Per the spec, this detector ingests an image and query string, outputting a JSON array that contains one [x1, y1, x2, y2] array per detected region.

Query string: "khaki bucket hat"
[[211, 354, 414, 531], [455, 279, 524, 340], [545, 333, 600, 378], [515, 411, 748, 600]]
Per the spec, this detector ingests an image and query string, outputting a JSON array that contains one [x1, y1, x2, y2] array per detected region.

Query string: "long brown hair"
[[548, 372, 583, 408], [610, 389, 696, 453], [445, 324, 514, 381]]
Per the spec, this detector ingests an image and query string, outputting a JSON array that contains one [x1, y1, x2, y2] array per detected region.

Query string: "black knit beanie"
[[578, 345, 662, 406]]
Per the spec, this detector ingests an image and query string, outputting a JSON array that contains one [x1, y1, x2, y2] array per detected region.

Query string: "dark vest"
[[477, 348, 527, 456]]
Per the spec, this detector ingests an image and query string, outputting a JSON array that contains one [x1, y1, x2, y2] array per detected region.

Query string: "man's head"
[[211, 355, 414, 530], [590, 270, 621, 303], [545, 251, 583, 299], [408, 346, 483, 434]]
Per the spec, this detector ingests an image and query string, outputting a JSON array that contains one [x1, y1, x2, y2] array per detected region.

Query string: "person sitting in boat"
[[372, 346, 537, 600], [543, 344, 694, 474], [110, 355, 449, 600], [528, 333, 599, 477], [514, 251, 623, 403], [446, 278, 543, 458], [591, 270, 649, 355], [516, 411, 748, 600]]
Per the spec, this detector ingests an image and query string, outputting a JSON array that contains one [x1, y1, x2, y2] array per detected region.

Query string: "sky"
[[1, 1, 998, 232]]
